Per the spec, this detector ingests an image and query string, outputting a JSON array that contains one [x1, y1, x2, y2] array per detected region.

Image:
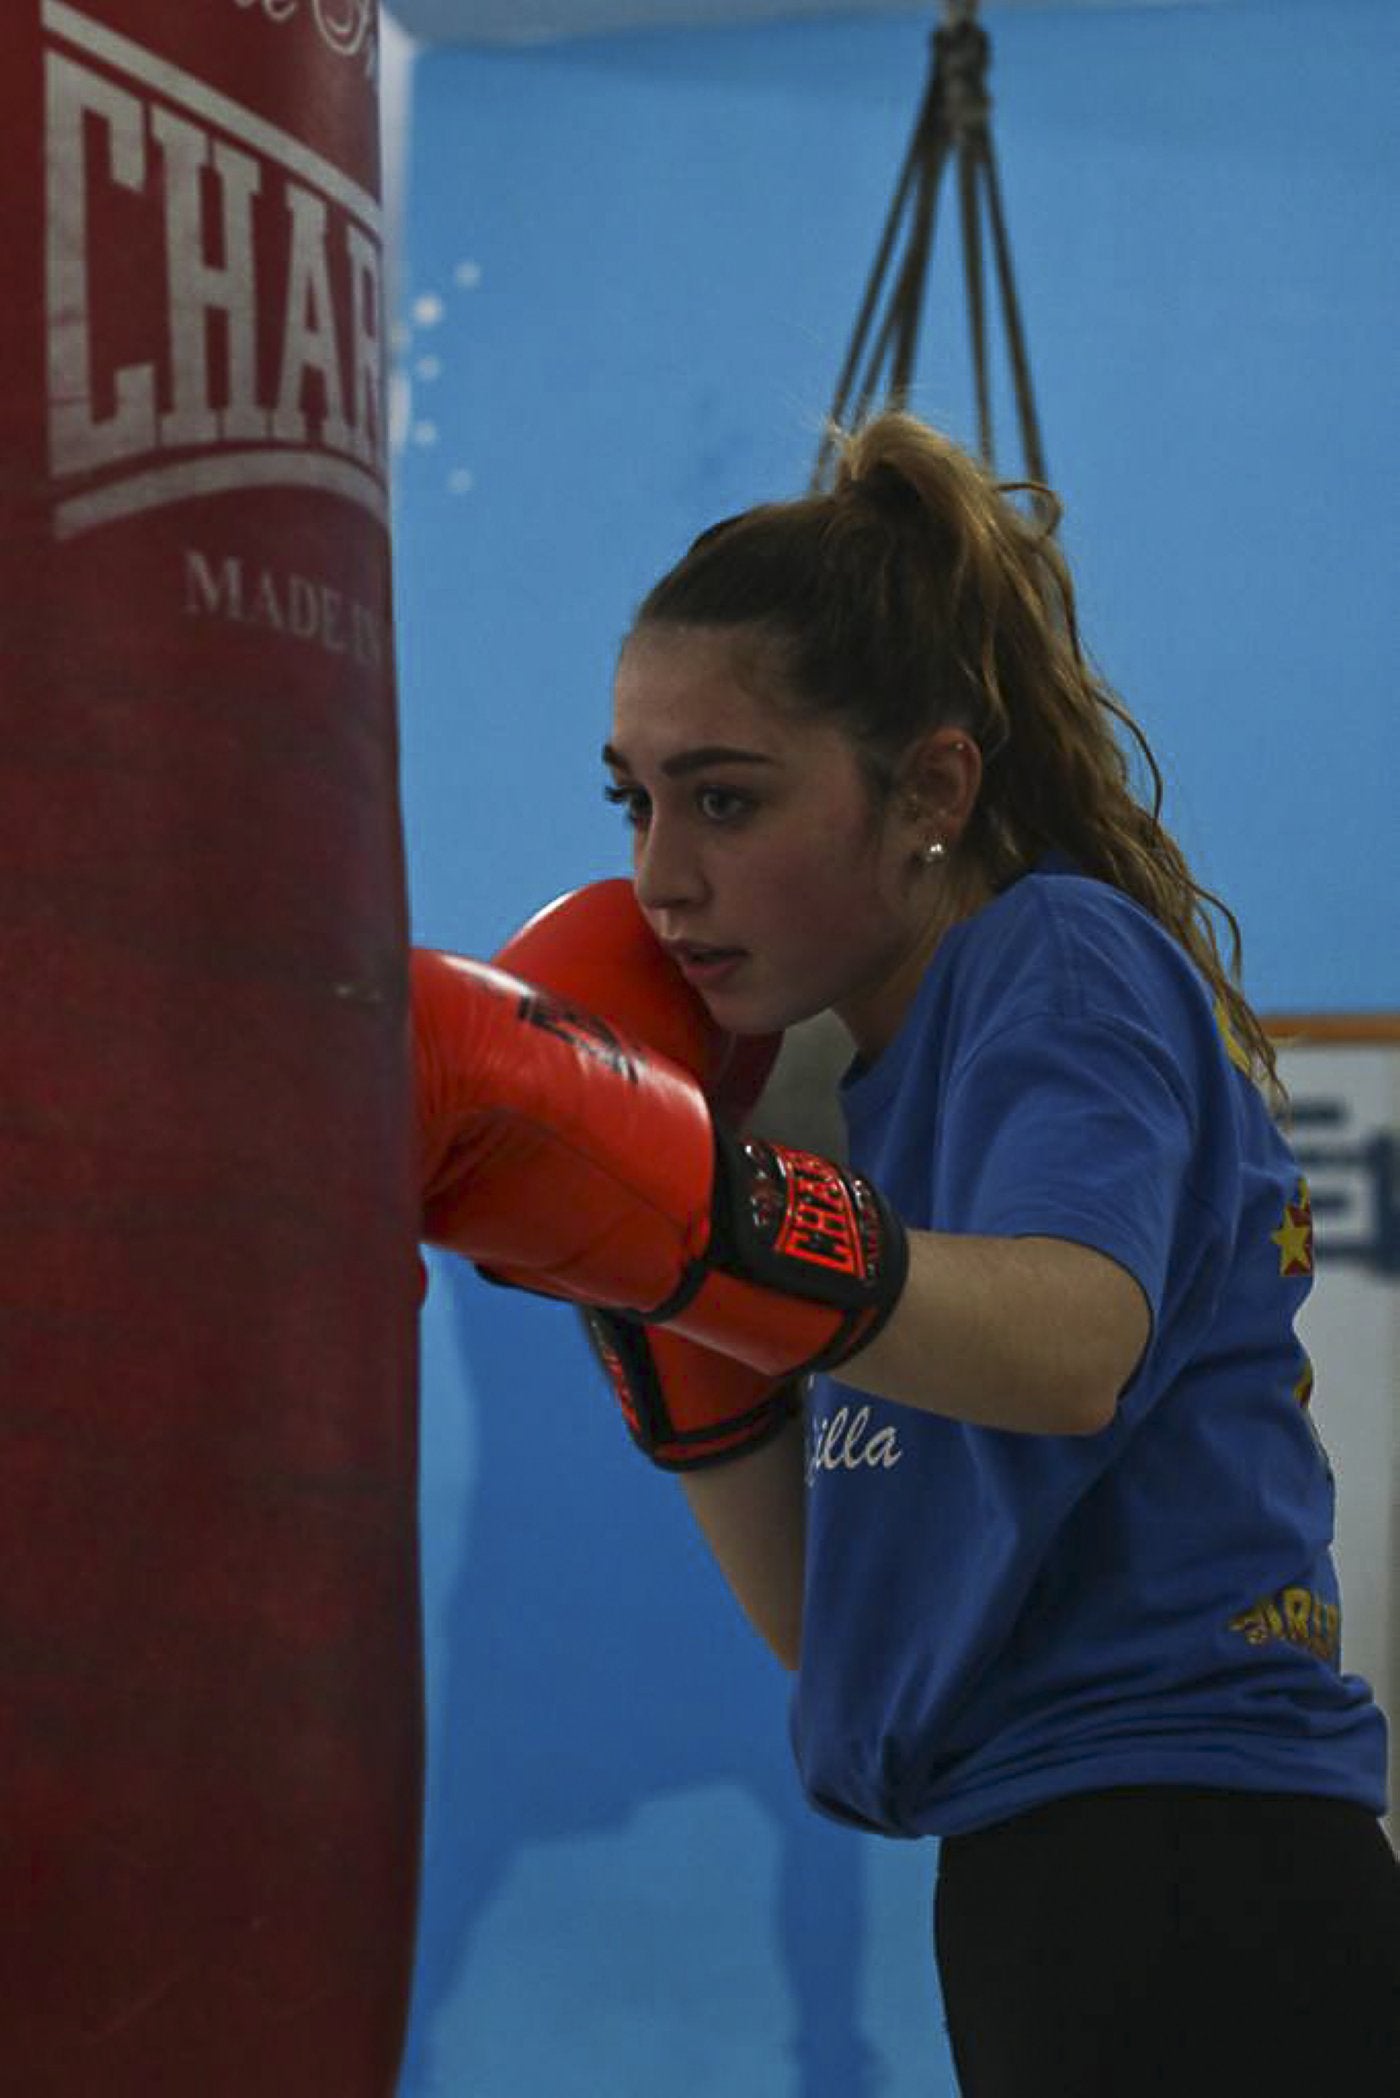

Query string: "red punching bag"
[[0, 4, 421, 2091]]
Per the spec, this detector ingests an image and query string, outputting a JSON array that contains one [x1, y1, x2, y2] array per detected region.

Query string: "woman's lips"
[[669, 944, 747, 988]]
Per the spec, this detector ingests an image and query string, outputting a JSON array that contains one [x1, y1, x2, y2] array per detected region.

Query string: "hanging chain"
[[812, 2, 1047, 499]]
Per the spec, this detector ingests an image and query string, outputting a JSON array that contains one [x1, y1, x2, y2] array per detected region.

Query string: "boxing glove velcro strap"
[[580, 1308, 801, 1470], [647, 1129, 910, 1376]]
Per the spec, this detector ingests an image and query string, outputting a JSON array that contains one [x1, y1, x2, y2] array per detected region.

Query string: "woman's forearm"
[[843, 1230, 1151, 1437], [670, 1236, 1145, 1669], [679, 1411, 807, 1671]]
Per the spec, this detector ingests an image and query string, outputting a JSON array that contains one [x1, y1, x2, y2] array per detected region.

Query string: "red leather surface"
[[0, 6, 422, 2090]]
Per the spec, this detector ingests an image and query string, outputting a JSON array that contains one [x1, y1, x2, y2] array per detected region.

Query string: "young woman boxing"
[[414, 411, 1399, 2095]]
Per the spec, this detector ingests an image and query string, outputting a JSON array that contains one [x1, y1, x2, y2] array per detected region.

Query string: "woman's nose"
[[632, 816, 706, 916]]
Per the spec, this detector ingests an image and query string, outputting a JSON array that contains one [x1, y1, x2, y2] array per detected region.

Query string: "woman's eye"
[[603, 782, 650, 829], [696, 785, 751, 824]]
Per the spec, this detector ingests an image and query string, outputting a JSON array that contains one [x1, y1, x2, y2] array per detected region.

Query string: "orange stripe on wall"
[[1265, 1014, 1400, 1046]]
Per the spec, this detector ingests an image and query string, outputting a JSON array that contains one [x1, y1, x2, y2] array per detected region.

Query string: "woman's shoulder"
[[929, 865, 1263, 1168], [952, 861, 1203, 1026]]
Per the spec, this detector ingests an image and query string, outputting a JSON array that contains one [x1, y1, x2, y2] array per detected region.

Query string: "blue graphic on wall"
[[1292, 1097, 1400, 1277]]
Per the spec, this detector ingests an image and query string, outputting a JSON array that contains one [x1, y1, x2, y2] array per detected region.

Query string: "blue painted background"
[[387, 4, 1399, 2091]]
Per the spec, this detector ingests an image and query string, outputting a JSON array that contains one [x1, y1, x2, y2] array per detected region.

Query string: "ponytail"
[[633, 411, 1281, 1101]]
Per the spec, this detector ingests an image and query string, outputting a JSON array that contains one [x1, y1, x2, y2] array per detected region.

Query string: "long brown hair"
[[633, 409, 1280, 1100]]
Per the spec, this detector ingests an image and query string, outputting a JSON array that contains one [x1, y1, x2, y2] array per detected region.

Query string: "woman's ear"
[[900, 727, 982, 852]]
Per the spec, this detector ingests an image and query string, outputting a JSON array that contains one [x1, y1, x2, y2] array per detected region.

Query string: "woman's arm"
[[844, 1229, 1151, 1438], [679, 1411, 807, 1671], [663, 1032, 1144, 1663], [740, 1022, 1149, 1434], [670, 1231, 1143, 1671]]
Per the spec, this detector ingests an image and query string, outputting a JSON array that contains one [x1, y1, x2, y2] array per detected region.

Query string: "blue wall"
[[389, 5, 1399, 2092]]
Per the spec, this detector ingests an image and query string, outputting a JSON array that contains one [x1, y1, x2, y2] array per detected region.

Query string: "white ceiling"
[[383, 1, 1221, 47]]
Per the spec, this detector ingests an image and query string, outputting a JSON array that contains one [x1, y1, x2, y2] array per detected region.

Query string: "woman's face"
[[607, 624, 962, 1053]]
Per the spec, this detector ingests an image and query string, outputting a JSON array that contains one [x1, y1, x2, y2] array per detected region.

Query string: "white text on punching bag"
[[44, 5, 386, 537], [184, 548, 387, 672]]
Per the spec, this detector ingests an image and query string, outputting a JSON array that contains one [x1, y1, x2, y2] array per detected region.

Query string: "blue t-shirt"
[[791, 862, 1388, 1838]]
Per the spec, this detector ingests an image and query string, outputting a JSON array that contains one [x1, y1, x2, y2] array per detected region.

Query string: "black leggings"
[[933, 1787, 1400, 2097]]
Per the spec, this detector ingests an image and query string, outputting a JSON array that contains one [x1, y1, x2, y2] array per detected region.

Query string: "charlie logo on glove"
[[735, 1138, 900, 1300], [518, 987, 641, 1086]]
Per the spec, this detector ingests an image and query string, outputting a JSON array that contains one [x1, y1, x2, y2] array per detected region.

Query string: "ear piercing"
[[924, 839, 947, 864]]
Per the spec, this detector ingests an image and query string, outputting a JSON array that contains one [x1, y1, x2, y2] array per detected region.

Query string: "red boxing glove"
[[413, 952, 907, 1382], [490, 880, 793, 1467], [579, 1311, 798, 1470], [493, 878, 779, 1125]]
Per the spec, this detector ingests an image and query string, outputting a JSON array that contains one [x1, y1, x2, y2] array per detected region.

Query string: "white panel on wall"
[[1280, 1033, 1400, 1818]]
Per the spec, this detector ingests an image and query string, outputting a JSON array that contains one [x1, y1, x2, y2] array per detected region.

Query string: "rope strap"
[[813, 5, 1046, 497]]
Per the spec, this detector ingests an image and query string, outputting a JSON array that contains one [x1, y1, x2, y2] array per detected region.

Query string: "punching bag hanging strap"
[[812, 0, 1047, 496]]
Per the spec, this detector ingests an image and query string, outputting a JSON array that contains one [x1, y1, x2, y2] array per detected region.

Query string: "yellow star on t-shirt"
[[1270, 1179, 1314, 1277]]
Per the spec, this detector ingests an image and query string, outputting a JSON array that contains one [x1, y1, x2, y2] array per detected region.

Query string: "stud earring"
[[924, 839, 947, 864]]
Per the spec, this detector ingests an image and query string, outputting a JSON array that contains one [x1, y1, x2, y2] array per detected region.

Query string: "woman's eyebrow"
[[601, 742, 778, 778]]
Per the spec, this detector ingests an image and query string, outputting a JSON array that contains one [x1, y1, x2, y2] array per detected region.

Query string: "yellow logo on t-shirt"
[[1229, 1585, 1339, 1665], [1270, 1179, 1314, 1277]]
